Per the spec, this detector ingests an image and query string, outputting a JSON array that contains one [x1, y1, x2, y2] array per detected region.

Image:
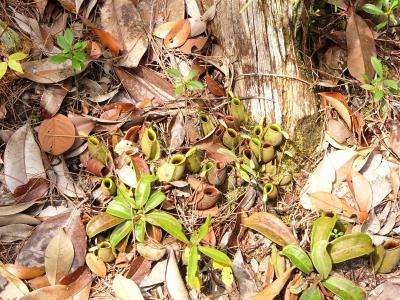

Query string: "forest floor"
[[0, 0, 400, 299]]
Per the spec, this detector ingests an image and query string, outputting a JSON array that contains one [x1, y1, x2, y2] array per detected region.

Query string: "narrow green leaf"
[[374, 90, 385, 102], [311, 240, 332, 279], [0, 62, 8, 79], [145, 210, 189, 244], [73, 51, 86, 62], [187, 246, 199, 288], [322, 275, 365, 300], [144, 191, 166, 213], [106, 200, 135, 219], [310, 214, 337, 251], [135, 177, 152, 208], [198, 246, 232, 266], [72, 58, 82, 71], [190, 215, 211, 245], [7, 60, 23, 73], [115, 188, 137, 208], [360, 84, 375, 91], [64, 28, 74, 46], [166, 68, 182, 78], [375, 21, 388, 30], [110, 220, 133, 247], [175, 84, 185, 95], [240, 163, 257, 177], [49, 54, 68, 64], [186, 80, 204, 91], [363, 4, 386, 15], [384, 79, 399, 89], [282, 245, 313, 275], [74, 41, 87, 50], [371, 56, 383, 78], [86, 213, 124, 238], [217, 148, 238, 160], [134, 219, 146, 242]]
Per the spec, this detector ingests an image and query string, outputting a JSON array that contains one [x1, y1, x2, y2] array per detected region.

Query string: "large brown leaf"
[[101, 0, 148, 67], [346, 11, 376, 82], [16, 211, 86, 272], [242, 212, 298, 246], [4, 125, 46, 193]]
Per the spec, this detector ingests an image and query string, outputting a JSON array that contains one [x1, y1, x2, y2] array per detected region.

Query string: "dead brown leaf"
[[346, 11, 377, 82], [101, 0, 148, 67], [38, 114, 76, 155], [4, 264, 45, 280], [85, 253, 106, 278], [40, 81, 72, 118], [205, 73, 226, 96], [180, 36, 208, 54], [13, 178, 49, 204], [164, 19, 191, 48]]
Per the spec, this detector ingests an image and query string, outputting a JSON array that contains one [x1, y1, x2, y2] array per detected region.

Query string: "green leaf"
[[8, 52, 28, 61], [239, 169, 251, 182], [50, 54, 68, 64], [198, 246, 232, 266], [282, 245, 313, 275], [187, 69, 197, 80], [135, 177, 152, 208], [144, 191, 166, 213], [106, 200, 135, 219], [328, 233, 374, 263], [360, 84, 375, 91], [190, 215, 211, 245], [186, 80, 204, 91], [375, 20, 388, 30], [363, 4, 386, 15], [115, 187, 137, 208], [240, 163, 257, 177], [175, 84, 185, 95], [64, 28, 74, 46], [217, 148, 238, 160], [166, 68, 182, 78], [0, 62, 7, 79], [72, 58, 82, 71], [74, 41, 87, 50], [73, 51, 86, 62], [384, 79, 399, 89], [110, 220, 133, 247], [134, 219, 146, 242], [86, 213, 124, 238], [371, 56, 383, 78], [145, 210, 189, 244], [299, 285, 323, 300], [221, 266, 234, 288], [322, 275, 365, 300], [7, 60, 23, 73], [56, 35, 70, 50], [311, 240, 332, 279], [187, 246, 199, 288], [374, 90, 385, 102]]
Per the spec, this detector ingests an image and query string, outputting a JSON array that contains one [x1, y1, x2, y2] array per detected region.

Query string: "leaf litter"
[[0, 1, 400, 299]]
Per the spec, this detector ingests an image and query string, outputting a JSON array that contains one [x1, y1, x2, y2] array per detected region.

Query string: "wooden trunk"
[[205, 0, 316, 133]]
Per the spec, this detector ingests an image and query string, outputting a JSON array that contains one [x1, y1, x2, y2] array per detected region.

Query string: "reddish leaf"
[[86, 41, 102, 59], [164, 19, 191, 48], [13, 178, 49, 204], [346, 11, 376, 82], [205, 74, 226, 96], [4, 264, 45, 280], [180, 36, 208, 54], [125, 256, 152, 284], [38, 114, 76, 155]]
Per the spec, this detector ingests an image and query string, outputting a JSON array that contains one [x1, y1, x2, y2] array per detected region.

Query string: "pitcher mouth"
[[269, 124, 281, 132], [171, 154, 185, 165], [384, 240, 400, 250], [232, 98, 241, 106]]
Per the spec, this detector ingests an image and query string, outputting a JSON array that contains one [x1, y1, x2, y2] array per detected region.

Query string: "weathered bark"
[[205, 0, 316, 133]]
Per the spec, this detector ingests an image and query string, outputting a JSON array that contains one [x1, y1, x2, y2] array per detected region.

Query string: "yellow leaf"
[[8, 60, 23, 73], [8, 52, 28, 61], [0, 62, 7, 79]]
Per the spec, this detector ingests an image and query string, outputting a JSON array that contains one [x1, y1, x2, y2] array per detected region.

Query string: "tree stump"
[[205, 0, 317, 133]]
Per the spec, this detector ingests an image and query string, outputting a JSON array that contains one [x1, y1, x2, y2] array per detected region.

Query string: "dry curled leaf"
[[169, 111, 185, 150], [101, 0, 148, 67], [85, 253, 106, 278], [113, 274, 144, 300], [308, 192, 343, 213], [45, 228, 75, 285], [4, 264, 45, 280], [153, 21, 176, 38], [205, 73, 226, 96], [348, 171, 372, 213], [40, 82, 72, 118], [346, 11, 376, 82], [243, 212, 298, 246], [38, 114, 76, 155], [164, 19, 191, 48], [4, 124, 46, 193]]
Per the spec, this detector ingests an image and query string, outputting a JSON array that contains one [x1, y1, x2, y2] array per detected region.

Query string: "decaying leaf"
[[0, 214, 40, 226], [0, 224, 33, 242], [250, 267, 294, 300], [38, 114, 76, 155], [232, 250, 259, 299], [45, 228, 75, 285], [165, 250, 190, 299], [308, 192, 343, 213], [243, 212, 298, 246], [169, 111, 186, 150], [346, 11, 376, 82], [20, 58, 88, 83], [0, 262, 29, 299], [85, 253, 106, 278], [101, 0, 148, 67], [164, 19, 191, 48], [153, 21, 176, 38], [112, 274, 144, 300], [13, 178, 49, 204], [52, 157, 85, 198], [3, 264, 45, 280], [320, 92, 357, 130], [205, 73, 226, 96], [4, 124, 46, 193], [16, 211, 86, 272], [348, 171, 372, 213], [40, 81, 72, 117]]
